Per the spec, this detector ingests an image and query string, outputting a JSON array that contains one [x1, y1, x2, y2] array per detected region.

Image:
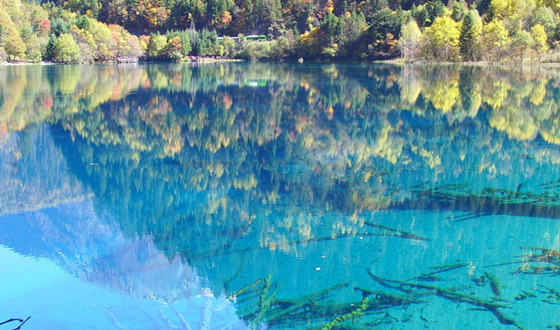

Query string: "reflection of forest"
[[5, 63, 560, 251], [5, 63, 560, 326], [5, 63, 560, 161]]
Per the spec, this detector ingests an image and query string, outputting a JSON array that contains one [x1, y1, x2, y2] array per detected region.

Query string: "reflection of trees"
[[7, 63, 560, 326], [28, 64, 560, 254], [6, 63, 560, 249], [0, 65, 144, 143], [0, 127, 89, 216]]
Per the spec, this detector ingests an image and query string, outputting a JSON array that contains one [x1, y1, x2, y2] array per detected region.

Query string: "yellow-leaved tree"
[[478, 19, 510, 61], [531, 24, 548, 61], [422, 16, 461, 61]]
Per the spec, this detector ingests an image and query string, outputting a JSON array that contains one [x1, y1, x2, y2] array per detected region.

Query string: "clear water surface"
[[1, 62, 560, 329]]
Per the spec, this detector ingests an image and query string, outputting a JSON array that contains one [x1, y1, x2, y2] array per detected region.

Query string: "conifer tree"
[[459, 11, 481, 61]]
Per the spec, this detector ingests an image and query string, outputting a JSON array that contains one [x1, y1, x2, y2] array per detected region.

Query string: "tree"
[[531, 23, 548, 61], [411, 4, 430, 27], [423, 16, 461, 60], [477, 0, 491, 15], [399, 19, 421, 60], [44, 34, 57, 61], [362, 0, 389, 23], [23, 34, 43, 62], [63, 0, 100, 17], [251, 0, 284, 35], [320, 13, 343, 48], [425, 1, 446, 27], [367, 8, 403, 41], [219, 35, 236, 57], [489, 0, 536, 25], [196, 29, 218, 56], [339, 11, 367, 50], [459, 10, 482, 61], [362, 8, 403, 58], [147, 33, 167, 57], [99, 0, 128, 25], [510, 30, 533, 62], [452, 0, 468, 22], [531, 24, 548, 51], [5, 35, 26, 59], [167, 0, 197, 30], [89, 20, 117, 60], [181, 33, 192, 56], [136, 0, 170, 29], [164, 36, 183, 59], [479, 19, 509, 61], [54, 33, 80, 63], [531, 6, 556, 35]]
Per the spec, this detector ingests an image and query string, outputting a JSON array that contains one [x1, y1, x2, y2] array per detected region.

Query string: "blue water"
[[1, 63, 560, 329]]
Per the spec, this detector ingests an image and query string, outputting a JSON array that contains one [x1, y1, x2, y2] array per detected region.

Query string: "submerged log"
[[391, 188, 560, 220], [0, 317, 31, 330], [367, 270, 523, 328], [410, 263, 468, 281], [484, 271, 502, 296]]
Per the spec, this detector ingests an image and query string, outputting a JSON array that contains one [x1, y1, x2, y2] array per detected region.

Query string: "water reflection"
[[3, 63, 560, 328]]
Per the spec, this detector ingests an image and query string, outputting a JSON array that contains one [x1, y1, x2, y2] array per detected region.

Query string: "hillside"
[[0, 0, 560, 62]]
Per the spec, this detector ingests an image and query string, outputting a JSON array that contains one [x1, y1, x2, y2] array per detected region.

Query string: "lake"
[[1, 62, 560, 329]]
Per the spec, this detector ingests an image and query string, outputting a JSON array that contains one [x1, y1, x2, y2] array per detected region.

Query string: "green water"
[[1, 62, 560, 329]]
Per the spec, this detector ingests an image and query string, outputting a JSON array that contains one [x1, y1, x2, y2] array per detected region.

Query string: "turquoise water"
[[1, 63, 560, 329]]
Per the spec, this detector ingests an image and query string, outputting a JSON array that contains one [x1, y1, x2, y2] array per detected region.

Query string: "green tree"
[[411, 4, 430, 27], [362, 0, 389, 23], [531, 6, 556, 35], [196, 29, 218, 56], [459, 10, 482, 61], [510, 30, 533, 62], [425, 0, 446, 26], [177, 31, 192, 56], [320, 13, 343, 49], [54, 33, 80, 63], [339, 11, 367, 53], [238, 41, 271, 59], [164, 36, 183, 59], [367, 8, 403, 41], [63, 0, 100, 17], [167, 0, 198, 30], [452, 0, 468, 22], [23, 34, 43, 62], [44, 34, 58, 61], [220, 36, 236, 57], [362, 8, 403, 58], [206, 0, 234, 29], [252, 0, 284, 36], [147, 33, 167, 58]]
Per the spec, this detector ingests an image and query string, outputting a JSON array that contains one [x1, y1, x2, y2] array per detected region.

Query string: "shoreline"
[[374, 58, 560, 68], [3, 57, 560, 67], [0, 57, 244, 67]]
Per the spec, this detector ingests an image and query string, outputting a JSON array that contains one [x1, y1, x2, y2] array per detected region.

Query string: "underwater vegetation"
[[5, 63, 560, 328], [228, 243, 560, 329]]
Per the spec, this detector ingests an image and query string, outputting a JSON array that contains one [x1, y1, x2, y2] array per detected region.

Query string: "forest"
[[0, 0, 560, 62]]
